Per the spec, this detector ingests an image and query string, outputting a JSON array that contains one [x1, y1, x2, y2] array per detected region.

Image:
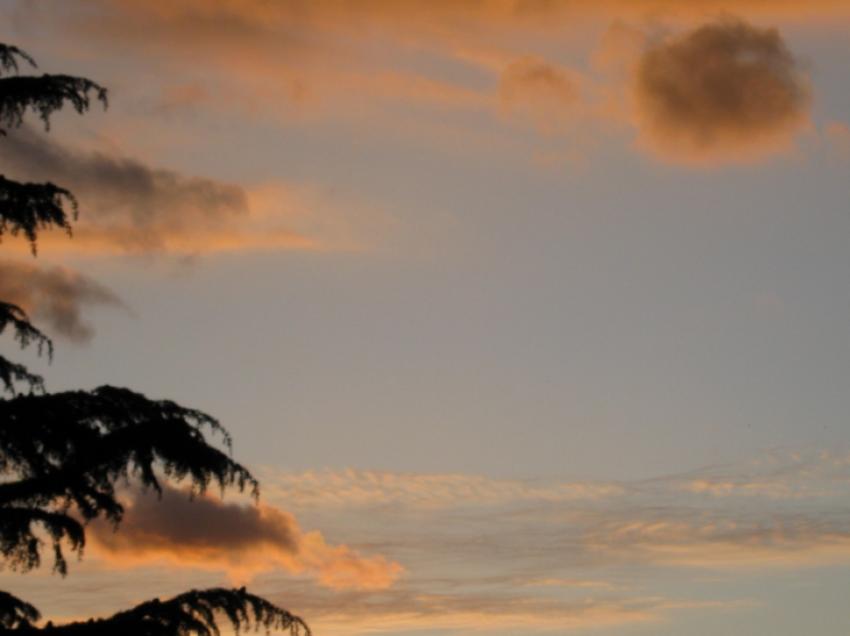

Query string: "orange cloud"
[[632, 18, 811, 163], [0, 260, 122, 342], [63, 1, 840, 124], [0, 127, 315, 257], [87, 484, 403, 589], [33, 2, 838, 171]]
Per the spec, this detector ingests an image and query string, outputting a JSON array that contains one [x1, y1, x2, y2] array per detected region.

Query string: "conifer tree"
[[0, 44, 309, 636]]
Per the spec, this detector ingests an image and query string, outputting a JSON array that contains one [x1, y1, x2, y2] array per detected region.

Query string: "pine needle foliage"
[[0, 45, 36, 77], [0, 44, 102, 248], [0, 177, 76, 252], [0, 591, 40, 630], [0, 43, 106, 133], [0, 386, 259, 574], [0, 303, 50, 395]]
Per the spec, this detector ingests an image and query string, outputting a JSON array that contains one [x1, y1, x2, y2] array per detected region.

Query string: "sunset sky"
[[1, 1, 849, 634]]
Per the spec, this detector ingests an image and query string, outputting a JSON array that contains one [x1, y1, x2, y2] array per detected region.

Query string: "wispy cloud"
[[261, 468, 625, 509], [262, 450, 850, 577]]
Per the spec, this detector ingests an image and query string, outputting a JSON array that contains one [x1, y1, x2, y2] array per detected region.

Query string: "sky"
[[0, 1, 849, 634]]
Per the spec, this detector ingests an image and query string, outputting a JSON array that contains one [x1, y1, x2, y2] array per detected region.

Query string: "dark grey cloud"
[[0, 126, 250, 252], [92, 484, 297, 554], [87, 483, 403, 588], [634, 18, 811, 162]]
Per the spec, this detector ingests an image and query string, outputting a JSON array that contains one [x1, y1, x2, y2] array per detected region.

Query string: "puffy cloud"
[[0, 259, 121, 341], [632, 18, 811, 163], [87, 484, 403, 590], [0, 127, 314, 256]]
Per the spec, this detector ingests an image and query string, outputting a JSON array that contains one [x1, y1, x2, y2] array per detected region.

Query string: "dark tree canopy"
[[1, 588, 310, 636], [0, 592, 39, 630], [0, 385, 259, 574], [0, 44, 310, 636]]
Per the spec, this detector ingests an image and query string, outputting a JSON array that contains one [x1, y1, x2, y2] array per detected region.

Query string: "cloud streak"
[[0, 127, 315, 256], [262, 450, 850, 576]]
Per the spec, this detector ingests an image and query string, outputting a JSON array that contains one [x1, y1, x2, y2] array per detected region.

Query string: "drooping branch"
[[0, 303, 49, 395], [3, 588, 309, 636], [0, 507, 84, 575], [0, 176, 77, 252], [0, 356, 43, 396], [0, 386, 258, 572], [0, 46, 36, 78], [0, 74, 107, 134], [0, 303, 52, 359], [0, 591, 40, 630]]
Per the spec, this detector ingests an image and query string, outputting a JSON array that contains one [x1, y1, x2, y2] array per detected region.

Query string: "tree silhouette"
[[0, 44, 309, 635]]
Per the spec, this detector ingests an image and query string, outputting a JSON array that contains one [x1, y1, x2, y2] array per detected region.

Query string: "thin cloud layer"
[[633, 18, 811, 163], [87, 484, 402, 589], [265, 586, 666, 636], [261, 468, 624, 508], [586, 514, 850, 568], [0, 127, 314, 256], [263, 450, 850, 575], [0, 260, 121, 341]]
